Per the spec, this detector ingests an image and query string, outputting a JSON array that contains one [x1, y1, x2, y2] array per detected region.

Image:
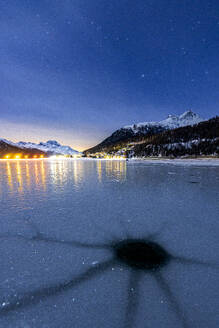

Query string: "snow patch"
[[124, 110, 204, 131], [17, 140, 79, 155]]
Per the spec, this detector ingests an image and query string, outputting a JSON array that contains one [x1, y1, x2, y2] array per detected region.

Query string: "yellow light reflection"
[[40, 160, 46, 191], [4, 158, 49, 195], [34, 161, 39, 185], [50, 160, 63, 185], [16, 160, 23, 192], [105, 159, 126, 181], [25, 161, 30, 188], [6, 161, 13, 191], [73, 159, 79, 186], [97, 160, 102, 182]]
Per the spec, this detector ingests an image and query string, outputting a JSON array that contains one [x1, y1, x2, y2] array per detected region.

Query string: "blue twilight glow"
[[0, 0, 219, 150]]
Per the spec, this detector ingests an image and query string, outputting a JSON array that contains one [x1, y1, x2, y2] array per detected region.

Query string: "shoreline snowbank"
[[129, 157, 219, 166]]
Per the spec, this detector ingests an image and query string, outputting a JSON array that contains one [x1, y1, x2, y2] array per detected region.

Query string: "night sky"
[[1, 0, 219, 150]]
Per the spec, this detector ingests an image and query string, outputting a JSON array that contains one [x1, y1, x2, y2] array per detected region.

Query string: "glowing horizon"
[[0, 120, 99, 152]]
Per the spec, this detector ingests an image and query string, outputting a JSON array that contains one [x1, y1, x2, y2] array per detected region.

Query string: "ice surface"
[[0, 159, 218, 327]]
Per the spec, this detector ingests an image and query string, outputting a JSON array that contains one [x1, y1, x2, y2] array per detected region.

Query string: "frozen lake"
[[0, 159, 218, 328]]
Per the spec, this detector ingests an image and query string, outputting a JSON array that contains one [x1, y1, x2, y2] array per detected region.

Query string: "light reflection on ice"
[[0, 159, 218, 328]]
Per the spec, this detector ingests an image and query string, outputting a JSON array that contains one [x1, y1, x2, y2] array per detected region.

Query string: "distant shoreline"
[[0, 157, 219, 166], [127, 157, 219, 166], [81, 157, 219, 166]]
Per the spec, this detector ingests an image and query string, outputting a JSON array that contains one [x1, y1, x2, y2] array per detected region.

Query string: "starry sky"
[[0, 0, 219, 151]]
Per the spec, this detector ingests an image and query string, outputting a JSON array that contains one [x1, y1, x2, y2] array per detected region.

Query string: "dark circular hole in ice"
[[114, 239, 170, 270]]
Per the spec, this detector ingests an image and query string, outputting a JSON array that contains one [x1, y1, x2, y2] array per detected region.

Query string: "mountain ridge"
[[124, 110, 203, 130], [17, 140, 79, 155], [0, 139, 79, 158], [128, 116, 219, 158], [84, 110, 205, 154], [0, 139, 47, 158]]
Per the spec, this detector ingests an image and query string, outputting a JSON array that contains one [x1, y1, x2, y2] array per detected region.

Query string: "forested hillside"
[[129, 117, 219, 158]]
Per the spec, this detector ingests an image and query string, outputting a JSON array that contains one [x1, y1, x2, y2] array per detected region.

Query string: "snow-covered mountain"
[[17, 140, 79, 155], [0, 138, 19, 147], [0, 138, 47, 158], [85, 111, 205, 154], [124, 110, 204, 131], [128, 116, 219, 158]]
